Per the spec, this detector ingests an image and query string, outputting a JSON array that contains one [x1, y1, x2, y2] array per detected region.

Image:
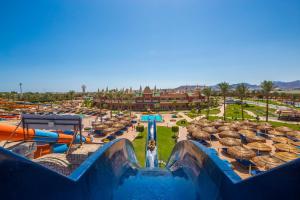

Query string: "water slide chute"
[[0, 124, 92, 144]]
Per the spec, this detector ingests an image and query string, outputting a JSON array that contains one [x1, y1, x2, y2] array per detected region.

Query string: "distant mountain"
[[174, 80, 300, 91], [273, 80, 300, 90]]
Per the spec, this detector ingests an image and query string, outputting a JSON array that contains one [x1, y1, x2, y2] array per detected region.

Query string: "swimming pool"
[[140, 114, 163, 122]]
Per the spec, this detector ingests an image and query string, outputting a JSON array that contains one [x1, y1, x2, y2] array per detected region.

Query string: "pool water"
[[140, 115, 163, 122]]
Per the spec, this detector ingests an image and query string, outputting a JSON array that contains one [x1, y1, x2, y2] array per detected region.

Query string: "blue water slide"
[[145, 120, 159, 168], [0, 139, 300, 199]]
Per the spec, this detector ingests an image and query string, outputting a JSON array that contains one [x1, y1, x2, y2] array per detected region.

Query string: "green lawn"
[[225, 104, 254, 120], [132, 126, 176, 167], [132, 129, 147, 167], [157, 126, 177, 166], [186, 107, 220, 119], [268, 121, 300, 131], [176, 119, 189, 127], [244, 104, 277, 117]]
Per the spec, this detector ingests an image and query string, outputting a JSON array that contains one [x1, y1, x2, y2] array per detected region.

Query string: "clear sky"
[[1, 0, 300, 92]]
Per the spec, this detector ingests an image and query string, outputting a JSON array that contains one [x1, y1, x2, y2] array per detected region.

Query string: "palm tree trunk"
[[241, 97, 244, 120], [223, 96, 226, 121], [207, 97, 210, 120], [266, 96, 269, 122]]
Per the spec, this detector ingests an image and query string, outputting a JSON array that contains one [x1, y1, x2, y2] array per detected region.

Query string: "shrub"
[[136, 125, 144, 133]]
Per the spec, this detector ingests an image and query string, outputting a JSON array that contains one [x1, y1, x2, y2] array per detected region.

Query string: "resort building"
[[94, 86, 205, 111]]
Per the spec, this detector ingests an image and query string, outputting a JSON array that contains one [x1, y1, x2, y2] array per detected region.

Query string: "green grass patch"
[[132, 126, 177, 168], [157, 126, 177, 166], [268, 121, 300, 131], [176, 119, 189, 127], [244, 104, 277, 117], [132, 129, 147, 167], [225, 104, 254, 120]]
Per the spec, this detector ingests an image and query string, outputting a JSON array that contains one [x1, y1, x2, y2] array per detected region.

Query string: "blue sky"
[[1, 0, 300, 92]]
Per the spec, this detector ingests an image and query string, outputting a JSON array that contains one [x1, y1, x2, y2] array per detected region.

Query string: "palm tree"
[[97, 90, 105, 122], [106, 91, 114, 118], [218, 82, 230, 121], [260, 80, 274, 122], [202, 87, 212, 119], [81, 84, 87, 93], [235, 83, 248, 120], [19, 83, 23, 99]]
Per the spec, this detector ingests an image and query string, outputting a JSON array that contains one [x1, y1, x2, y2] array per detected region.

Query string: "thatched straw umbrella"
[[268, 130, 285, 137], [274, 143, 300, 154], [245, 135, 266, 143], [246, 142, 272, 152], [285, 131, 300, 137], [104, 121, 113, 126], [202, 127, 217, 134], [227, 146, 256, 160], [218, 131, 240, 139], [187, 125, 198, 134], [230, 123, 240, 131], [110, 118, 119, 122], [273, 151, 299, 162], [238, 125, 252, 131], [251, 156, 283, 170], [257, 125, 272, 132], [119, 120, 130, 126], [219, 138, 242, 147], [273, 152, 299, 162], [192, 131, 210, 141], [218, 126, 231, 132], [211, 121, 224, 128], [291, 141, 300, 147], [275, 126, 293, 133], [94, 124, 108, 130], [104, 127, 116, 133], [198, 122, 211, 128], [272, 137, 293, 144], [113, 123, 124, 129], [239, 130, 256, 137]]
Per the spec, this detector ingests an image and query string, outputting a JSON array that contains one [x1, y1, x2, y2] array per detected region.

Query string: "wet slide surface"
[[1, 135, 300, 199]]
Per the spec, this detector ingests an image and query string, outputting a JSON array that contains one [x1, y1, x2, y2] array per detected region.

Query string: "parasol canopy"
[[246, 142, 272, 152], [211, 121, 224, 128], [239, 130, 256, 137], [238, 125, 252, 131], [227, 146, 256, 160], [274, 143, 300, 154], [218, 126, 231, 132], [192, 130, 210, 140], [275, 126, 293, 133], [103, 127, 116, 133], [113, 123, 124, 129], [119, 120, 130, 125], [291, 141, 300, 147], [104, 121, 113, 125], [202, 127, 217, 134], [251, 156, 283, 170], [218, 131, 240, 139], [273, 152, 299, 162], [245, 135, 266, 143], [272, 137, 293, 144], [257, 125, 272, 131], [268, 130, 285, 137], [219, 138, 242, 147], [285, 131, 300, 137], [94, 124, 108, 130]]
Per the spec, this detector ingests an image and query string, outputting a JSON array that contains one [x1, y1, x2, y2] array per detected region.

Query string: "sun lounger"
[[250, 169, 264, 176], [222, 147, 228, 154], [222, 159, 232, 168], [236, 159, 255, 168]]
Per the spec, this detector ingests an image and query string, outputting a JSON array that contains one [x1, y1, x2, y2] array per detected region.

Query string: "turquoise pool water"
[[140, 114, 163, 122]]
